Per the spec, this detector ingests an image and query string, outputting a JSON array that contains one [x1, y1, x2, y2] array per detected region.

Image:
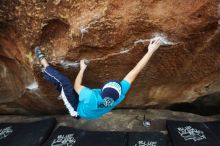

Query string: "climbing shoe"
[[35, 46, 45, 60]]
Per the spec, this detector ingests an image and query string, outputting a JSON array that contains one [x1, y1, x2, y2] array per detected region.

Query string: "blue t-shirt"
[[77, 80, 131, 119]]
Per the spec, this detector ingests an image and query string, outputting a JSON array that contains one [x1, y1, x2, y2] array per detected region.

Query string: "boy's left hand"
[[148, 38, 161, 53], [80, 59, 87, 70]]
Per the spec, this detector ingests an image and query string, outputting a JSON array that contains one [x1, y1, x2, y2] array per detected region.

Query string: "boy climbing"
[[35, 38, 161, 119]]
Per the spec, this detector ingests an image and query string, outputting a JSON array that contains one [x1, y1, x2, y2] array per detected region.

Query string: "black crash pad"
[[205, 121, 220, 139], [167, 120, 220, 146], [128, 132, 167, 146], [43, 126, 127, 146], [0, 118, 56, 146]]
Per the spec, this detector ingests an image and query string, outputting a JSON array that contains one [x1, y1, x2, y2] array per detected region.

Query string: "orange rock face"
[[0, 0, 219, 114]]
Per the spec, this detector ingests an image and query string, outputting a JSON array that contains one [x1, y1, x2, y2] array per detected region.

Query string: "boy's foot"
[[35, 46, 45, 60]]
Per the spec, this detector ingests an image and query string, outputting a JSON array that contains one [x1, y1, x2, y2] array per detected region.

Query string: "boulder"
[[0, 0, 219, 114]]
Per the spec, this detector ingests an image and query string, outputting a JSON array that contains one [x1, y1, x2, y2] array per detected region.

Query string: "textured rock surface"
[[0, 0, 220, 115]]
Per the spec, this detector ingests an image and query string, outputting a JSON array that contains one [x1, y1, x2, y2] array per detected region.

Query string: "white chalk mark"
[[134, 39, 150, 45], [60, 60, 80, 69], [0, 64, 7, 78], [135, 33, 177, 47], [26, 80, 39, 91], [80, 26, 89, 41], [57, 94, 62, 100], [120, 48, 130, 54], [79, 18, 101, 41], [60, 59, 91, 69], [53, 0, 61, 5], [152, 33, 176, 46], [83, 59, 90, 65], [60, 32, 177, 70]]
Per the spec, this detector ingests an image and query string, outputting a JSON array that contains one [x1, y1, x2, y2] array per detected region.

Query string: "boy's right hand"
[[80, 59, 87, 71], [148, 38, 161, 53]]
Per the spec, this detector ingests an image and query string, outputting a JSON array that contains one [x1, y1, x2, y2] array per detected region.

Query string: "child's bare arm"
[[123, 38, 161, 84], [74, 60, 87, 94]]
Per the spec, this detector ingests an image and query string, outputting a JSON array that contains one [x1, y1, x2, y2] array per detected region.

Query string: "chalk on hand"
[[151, 34, 175, 46], [134, 33, 176, 47], [83, 59, 90, 65]]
